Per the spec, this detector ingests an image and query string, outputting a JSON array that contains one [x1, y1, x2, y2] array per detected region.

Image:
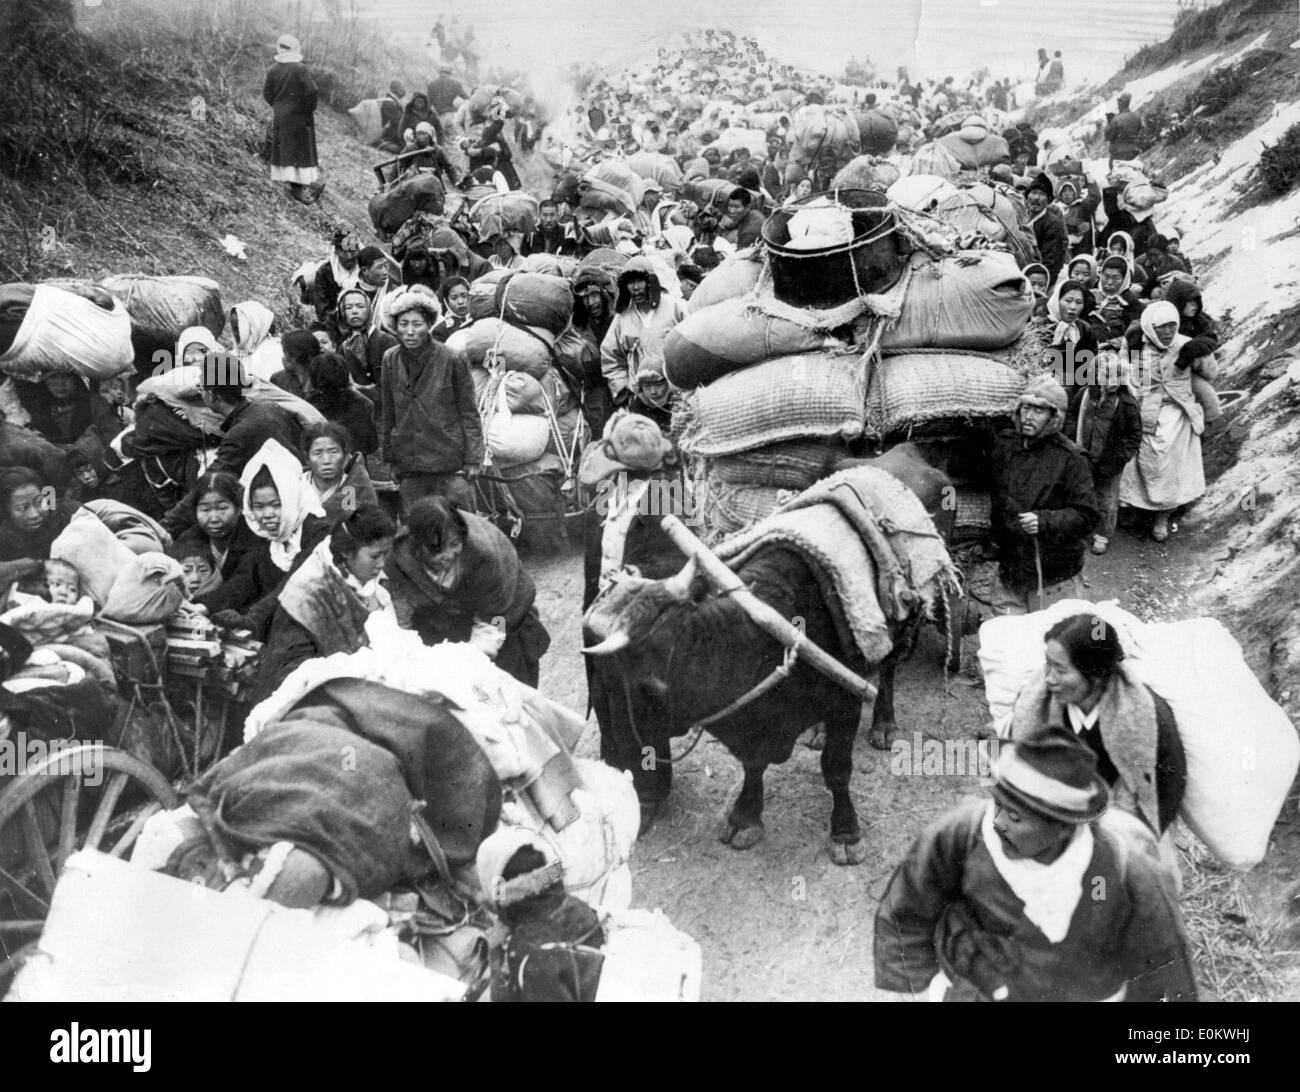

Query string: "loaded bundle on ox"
[[581, 186, 1040, 860]]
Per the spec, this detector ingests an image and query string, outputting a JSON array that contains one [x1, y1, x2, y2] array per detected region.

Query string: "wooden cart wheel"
[[0, 746, 177, 986], [939, 579, 965, 676]]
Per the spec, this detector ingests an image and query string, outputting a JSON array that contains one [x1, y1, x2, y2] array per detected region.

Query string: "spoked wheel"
[[938, 579, 966, 676], [0, 745, 177, 988]]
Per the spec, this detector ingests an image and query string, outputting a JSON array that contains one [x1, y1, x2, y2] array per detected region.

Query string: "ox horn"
[[583, 631, 631, 656], [662, 553, 700, 600]]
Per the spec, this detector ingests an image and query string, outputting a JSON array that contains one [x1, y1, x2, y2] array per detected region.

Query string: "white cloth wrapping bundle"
[[0, 284, 134, 379]]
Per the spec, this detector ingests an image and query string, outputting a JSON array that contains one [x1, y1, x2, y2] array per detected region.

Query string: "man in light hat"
[[874, 727, 1198, 1002], [989, 376, 1098, 615]]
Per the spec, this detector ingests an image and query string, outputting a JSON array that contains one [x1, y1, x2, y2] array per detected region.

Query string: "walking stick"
[[1032, 537, 1046, 612]]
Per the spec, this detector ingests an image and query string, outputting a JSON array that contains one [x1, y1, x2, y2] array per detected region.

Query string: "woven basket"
[[681, 350, 871, 458], [866, 350, 1026, 437], [951, 489, 992, 545]]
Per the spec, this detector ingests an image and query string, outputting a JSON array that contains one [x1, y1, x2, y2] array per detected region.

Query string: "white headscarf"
[[276, 35, 303, 64], [1139, 299, 1180, 350], [241, 439, 324, 571]]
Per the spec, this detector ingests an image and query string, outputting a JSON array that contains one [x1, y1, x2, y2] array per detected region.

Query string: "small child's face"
[[74, 464, 99, 489], [1028, 273, 1048, 296], [46, 566, 80, 605], [181, 557, 215, 598]]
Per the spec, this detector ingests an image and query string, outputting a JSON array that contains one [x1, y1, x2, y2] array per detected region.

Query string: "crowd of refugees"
[[0, 25, 1262, 1004]]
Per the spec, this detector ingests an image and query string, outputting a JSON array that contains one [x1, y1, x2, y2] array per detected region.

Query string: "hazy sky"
[[369, 0, 1194, 84]]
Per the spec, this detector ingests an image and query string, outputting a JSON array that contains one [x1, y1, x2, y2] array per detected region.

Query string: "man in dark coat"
[[989, 376, 1098, 614], [201, 353, 302, 481], [1025, 172, 1069, 287], [379, 292, 483, 513], [377, 79, 407, 153], [521, 199, 565, 256], [159, 353, 303, 536], [1106, 93, 1144, 163], [725, 189, 767, 248], [427, 66, 469, 118], [874, 727, 1197, 1002], [570, 266, 618, 440], [262, 35, 322, 204]]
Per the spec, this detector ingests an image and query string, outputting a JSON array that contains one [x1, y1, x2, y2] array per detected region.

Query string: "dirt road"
[[524, 520, 1297, 1001]]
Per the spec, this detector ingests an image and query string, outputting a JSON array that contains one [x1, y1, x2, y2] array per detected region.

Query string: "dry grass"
[[1123, 0, 1237, 75], [1177, 831, 1290, 1000]]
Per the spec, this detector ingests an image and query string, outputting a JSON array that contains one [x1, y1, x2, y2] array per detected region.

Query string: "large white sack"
[[685, 250, 764, 314], [1135, 618, 1298, 870], [979, 600, 1144, 727], [0, 285, 133, 379], [347, 98, 384, 145], [978, 602, 1299, 870], [488, 410, 550, 467]]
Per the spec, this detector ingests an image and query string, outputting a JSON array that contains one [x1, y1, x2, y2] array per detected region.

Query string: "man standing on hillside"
[[1106, 93, 1144, 165]]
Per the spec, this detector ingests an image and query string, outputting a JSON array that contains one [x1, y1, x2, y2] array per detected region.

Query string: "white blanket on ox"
[[712, 465, 958, 665]]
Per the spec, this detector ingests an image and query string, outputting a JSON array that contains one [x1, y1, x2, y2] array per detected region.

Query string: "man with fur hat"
[[1025, 172, 1069, 287], [600, 257, 685, 432], [379, 289, 483, 513], [989, 376, 1098, 614], [874, 727, 1198, 1001]]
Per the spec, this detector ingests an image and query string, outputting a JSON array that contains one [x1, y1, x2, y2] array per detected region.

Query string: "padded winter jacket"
[[379, 338, 484, 476], [990, 425, 1098, 592]]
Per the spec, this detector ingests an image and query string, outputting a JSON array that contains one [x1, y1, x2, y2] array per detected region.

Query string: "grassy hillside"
[[0, 0, 425, 328]]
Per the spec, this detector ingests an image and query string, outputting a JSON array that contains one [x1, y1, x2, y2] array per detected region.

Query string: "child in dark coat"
[[1066, 352, 1142, 555], [476, 829, 605, 1002]]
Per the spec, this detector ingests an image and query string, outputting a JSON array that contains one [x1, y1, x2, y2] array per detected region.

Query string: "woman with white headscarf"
[[262, 34, 323, 204], [1118, 300, 1216, 542], [198, 438, 328, 636]]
